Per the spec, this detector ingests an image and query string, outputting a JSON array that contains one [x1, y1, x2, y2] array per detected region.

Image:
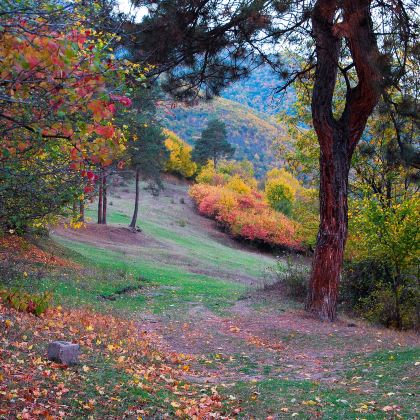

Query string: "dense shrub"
[[343, 195, 420, 330], [190, 183, 303, 250], [191, 162, 308, 249], [226, 175, 252, 195], [164, 130, 197, 178], [340, 260, 387, 309], [358, 282, 419, 330], [341, 260, 419, 330], [265, 256, 309, 301], [265, 180, 294, 216], [0, 288, 52, 316], [264, 168, 318, 246]]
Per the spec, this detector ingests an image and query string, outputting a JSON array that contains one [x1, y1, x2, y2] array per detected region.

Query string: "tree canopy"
[[192, 119, 235, 167]]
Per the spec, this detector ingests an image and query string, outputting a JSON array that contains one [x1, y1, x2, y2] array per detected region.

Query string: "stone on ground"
[[47, 341, 79, 365]]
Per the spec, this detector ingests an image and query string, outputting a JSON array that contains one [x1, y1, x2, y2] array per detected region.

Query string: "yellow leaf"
[[302, 400, 318, 406], [82, 365, 90, 372]]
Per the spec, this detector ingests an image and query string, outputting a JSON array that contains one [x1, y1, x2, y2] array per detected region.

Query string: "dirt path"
[[139, 292, 419, 385]]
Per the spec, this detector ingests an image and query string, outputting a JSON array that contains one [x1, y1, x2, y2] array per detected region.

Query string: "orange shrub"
[[189, 183, 303, 250]]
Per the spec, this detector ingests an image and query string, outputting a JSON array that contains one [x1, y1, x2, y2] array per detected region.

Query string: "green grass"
[[84, 184, 277, 283], [41, 238, 247, 314], [137, 218, 272, 278], [228, 347, 419, 419]]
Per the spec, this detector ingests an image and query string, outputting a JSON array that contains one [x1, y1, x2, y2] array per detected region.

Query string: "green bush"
[[265, 181, 294, 216], [344, 195, 419, 330], [267, 255, 309, 301], [340, 260, 388, 308], [357, 282, 419, 330], [0, 288, 53, 316], [341, 260, 419, 330]]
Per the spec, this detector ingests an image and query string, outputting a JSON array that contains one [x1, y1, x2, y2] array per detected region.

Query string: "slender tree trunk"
[[307, 0, 382, 320], [79, 200, 85, 222], [393, 266, 402, 330], [97, 178, 103, 224], [72, 200, 77, 217], [102, 173, 107, 225], [129, 167, 140, 229]]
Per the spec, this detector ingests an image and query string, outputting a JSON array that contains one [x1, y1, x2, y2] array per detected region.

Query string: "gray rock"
[[47, 341, 79, 365]]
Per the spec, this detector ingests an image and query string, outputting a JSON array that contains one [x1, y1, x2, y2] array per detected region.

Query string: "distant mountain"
[[161, 97, 287, 176], [160, 65, 295, 176], [221, 65, 295, 115]]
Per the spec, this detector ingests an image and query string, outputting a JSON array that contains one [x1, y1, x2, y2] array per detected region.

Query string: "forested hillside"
[[161, 96, 286, 176], [222, 65, 294, 115], [160, 65, 295, 176]]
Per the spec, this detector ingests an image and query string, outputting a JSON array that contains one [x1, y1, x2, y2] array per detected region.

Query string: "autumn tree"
[[164, 130, 197, 178], [192, 119, 235, 167], [125, 0, 418, 320], [0, 1, 136, 232]]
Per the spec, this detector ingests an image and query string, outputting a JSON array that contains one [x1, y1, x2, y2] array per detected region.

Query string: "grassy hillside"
[[161, 97, 286, 176], [58, 178, 276, 285]]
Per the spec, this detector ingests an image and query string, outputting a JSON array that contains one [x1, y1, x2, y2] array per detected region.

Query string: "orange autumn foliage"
[[0, 303, 226, 418], [0, 235, 79, 269], [189, 183, 303, 250]]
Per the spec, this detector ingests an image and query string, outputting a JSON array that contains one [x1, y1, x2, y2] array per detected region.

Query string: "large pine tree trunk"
[[129, 168, 140, 229], [306, 129, 351, 320], [306, 0, 382, 320]]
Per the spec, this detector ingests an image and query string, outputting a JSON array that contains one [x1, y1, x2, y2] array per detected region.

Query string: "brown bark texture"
[[79, 200, 85, 223], [306, 0, 382, 320], [97, 181, 103, 224]]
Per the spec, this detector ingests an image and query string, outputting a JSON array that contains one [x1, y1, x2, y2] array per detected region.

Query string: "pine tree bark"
[[129, 167, 140, 229], [306, 0, 382, 320], [306, 128, 351, 320]]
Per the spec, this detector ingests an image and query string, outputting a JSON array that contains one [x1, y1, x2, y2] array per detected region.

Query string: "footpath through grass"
[[1, 234, 419, 418], [14, 235, 420, 418]]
